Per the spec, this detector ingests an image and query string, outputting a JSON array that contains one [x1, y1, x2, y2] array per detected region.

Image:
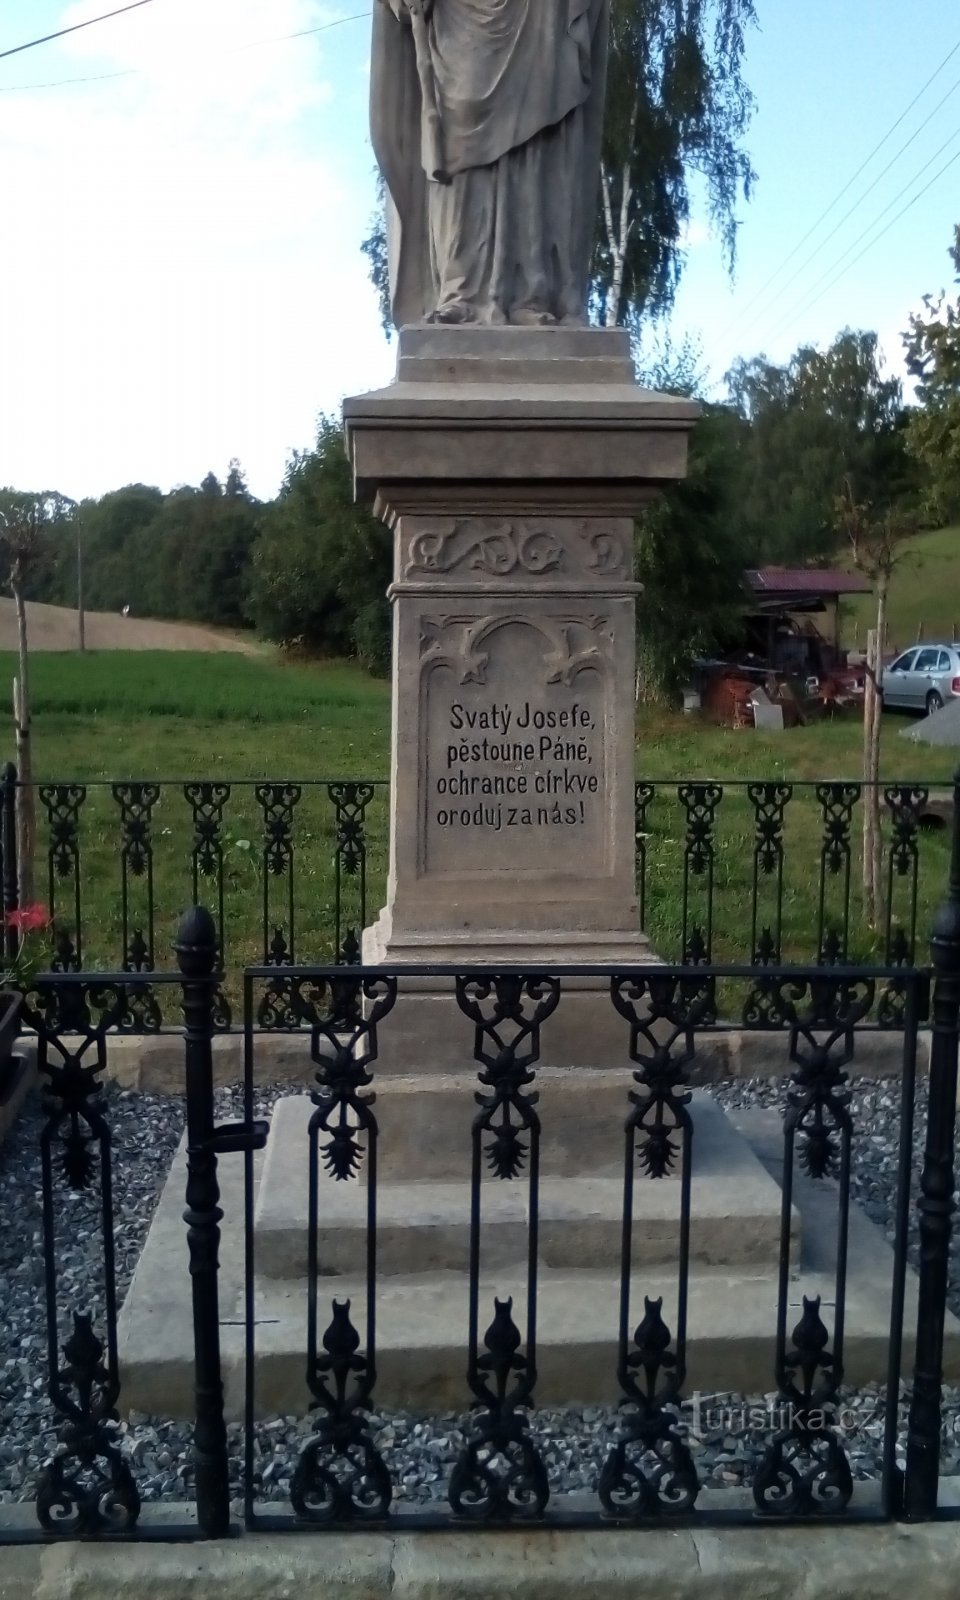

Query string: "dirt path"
[[0, 598, 264, 654]]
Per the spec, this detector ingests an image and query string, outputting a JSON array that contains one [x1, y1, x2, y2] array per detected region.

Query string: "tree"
[[836, 483, 915, 930], [64, 485, 165, 616], [152, 477, 261, 628], [726, 330, 907, 563], [361, 1, 757, 332], [597, 0, 756, 330], [0, 491, 74, 903], [903, 223, 960, 524], [634, 402, 753, 696], [53, 474, 261, 629], [249, 419, 393, 670]]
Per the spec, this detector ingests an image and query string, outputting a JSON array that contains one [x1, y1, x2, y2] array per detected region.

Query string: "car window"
[[937, 650, 952, 671], [915, 648, 940, 672], [889, 650, 917, 671]]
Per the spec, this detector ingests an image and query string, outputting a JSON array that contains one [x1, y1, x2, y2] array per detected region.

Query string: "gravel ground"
[[1, 1072, 958, 1514]]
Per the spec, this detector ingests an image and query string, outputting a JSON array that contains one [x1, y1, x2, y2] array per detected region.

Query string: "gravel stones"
[[1, 1071, 958, 1515]]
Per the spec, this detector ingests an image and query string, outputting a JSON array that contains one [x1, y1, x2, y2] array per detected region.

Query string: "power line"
[[779, 144, 960, 334], [0, 1, 157, 62], [748, 66, 960, 336], [0, 8, 371, 91], [726, 34, 960, 334], [766, 127, 960, 342], [239, 11, 371, 51]]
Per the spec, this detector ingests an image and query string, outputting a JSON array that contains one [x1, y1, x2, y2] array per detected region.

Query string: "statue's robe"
[[371, 0, 609, 327]]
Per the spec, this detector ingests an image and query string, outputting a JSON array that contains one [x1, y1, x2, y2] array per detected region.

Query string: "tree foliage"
[[250, 419, 392, 670], [597, 0, 756, 329], [725, 330, 910, 564], [635, 402, 752, 694], [904, 222, 960, 524], [38, 469, 261, 628]]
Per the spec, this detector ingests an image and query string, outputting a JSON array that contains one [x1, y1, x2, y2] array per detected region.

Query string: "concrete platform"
[[254, 1091, 795, 1276], [117, 1092, 960, 1419], [7, 1513, 960, 1600]]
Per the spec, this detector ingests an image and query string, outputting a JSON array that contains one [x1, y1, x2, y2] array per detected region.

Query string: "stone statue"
[[371, 0, 609, 329]]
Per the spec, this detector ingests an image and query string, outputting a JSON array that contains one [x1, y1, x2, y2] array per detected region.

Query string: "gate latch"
[[209, 1118, 269, 1154]]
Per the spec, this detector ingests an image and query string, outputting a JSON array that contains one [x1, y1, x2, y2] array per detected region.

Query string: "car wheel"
[[926, 690, 944, 715]]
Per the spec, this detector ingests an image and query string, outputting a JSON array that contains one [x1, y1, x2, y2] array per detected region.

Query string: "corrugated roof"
[[744, 567, 873, 596]]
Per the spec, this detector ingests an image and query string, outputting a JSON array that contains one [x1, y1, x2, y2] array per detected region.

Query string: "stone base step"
[[117, 1103, 960, 1420], [245, 1263, 915, 1413], [255, 1094, 795, 1277]]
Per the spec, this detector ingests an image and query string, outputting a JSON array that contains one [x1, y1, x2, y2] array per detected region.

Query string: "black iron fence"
[[0, 767, 952, 1021], [0, 764, 955, 1542]]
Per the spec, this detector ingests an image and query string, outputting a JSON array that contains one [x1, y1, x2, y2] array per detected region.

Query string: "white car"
[[880, 643, 960, 715]]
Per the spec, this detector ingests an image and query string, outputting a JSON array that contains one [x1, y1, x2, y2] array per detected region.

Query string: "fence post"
[[905, 767, 960, 1518], [177, 904, 231, 1538], [1, 762, 18, 963]]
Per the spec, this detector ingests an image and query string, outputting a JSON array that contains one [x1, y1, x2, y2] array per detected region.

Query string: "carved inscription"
[[422, 615, 610, 875]]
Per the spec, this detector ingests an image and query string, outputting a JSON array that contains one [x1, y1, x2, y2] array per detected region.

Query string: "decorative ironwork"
[[51, 927, 79, 977], [785, 971, 870, 1182], [328, 782, 374, 966], [610, 972, 705, 1176], [815, 783, 860, 964], [747, 782, 792, 964], [449, 1296, 549, 1520], [456, 974, 557, 1188], [115, 979, 163, 1034], [112, 782, 159, 880], [186, 781, 231, 881], [186, 782, 233, 1029], [599, 1298, 699, 1518], [634, 781, 655, 932], [753, 1297, 853, 1516], [308, 973, 394, 1182], [600, 972, 706, 1517], [449, 975, 559, 1521], [255, 929, 319, 1029], [111, 784, 161, 1027], [29, 979, 127, 1185], [28, 976, 141, 1537], [678, 782, 722, 968], [291, 1302, 392, 1523], [257, 783, 302, 878], [753, 972, 872, 1516], [39, 784, 86, 970], [256, 784, 301, 973], [879, 786, 929, 1026], [36, 1313, 140, 1536], [294, 974, 397, 1524]]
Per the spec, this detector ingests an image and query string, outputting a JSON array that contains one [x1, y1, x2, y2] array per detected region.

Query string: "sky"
[[1, 0, 959, 503]]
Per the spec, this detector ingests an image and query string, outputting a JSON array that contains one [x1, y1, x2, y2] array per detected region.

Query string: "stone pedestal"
[[343, 327, 698, 1067]]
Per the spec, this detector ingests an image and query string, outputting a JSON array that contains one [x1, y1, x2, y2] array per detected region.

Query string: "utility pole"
[[77, 511, 85, 652]]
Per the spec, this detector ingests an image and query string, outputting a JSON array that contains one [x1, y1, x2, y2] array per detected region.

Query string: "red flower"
[[5, 903, 50, 932]]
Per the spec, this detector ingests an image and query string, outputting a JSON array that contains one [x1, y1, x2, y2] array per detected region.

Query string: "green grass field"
[[844, 524, 960, 652], [3, 650, 957, 990]]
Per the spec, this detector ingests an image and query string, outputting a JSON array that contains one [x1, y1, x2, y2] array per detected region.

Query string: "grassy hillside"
[[844, 524, 960, 651]]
